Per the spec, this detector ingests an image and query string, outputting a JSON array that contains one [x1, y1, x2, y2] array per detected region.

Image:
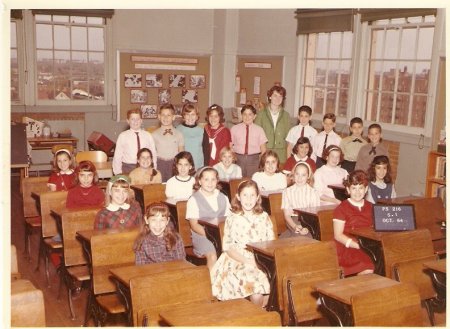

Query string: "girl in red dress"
[[202, 104, 232, 166], [333, 170, 375, 276], [47, 148, 76, 191], [282, 137, 316, 174], [66, 161, 104, 208]]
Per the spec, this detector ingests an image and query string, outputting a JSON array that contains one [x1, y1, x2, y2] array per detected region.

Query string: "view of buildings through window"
[[35, 14, 105, 101], [11, 21, 19, 102]]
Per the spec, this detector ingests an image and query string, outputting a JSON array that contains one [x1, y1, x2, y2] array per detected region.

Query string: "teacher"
[[254, 85, 291, 163]]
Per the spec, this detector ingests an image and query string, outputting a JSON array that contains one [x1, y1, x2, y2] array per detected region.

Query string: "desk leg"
[[357, 237, 385, 276], [253, 252, 278, 312], [204, 226, 222, 259], [430, 271, 446, 308], [318, 294, 353, 326], [114, 279, 133, 326], [298, 214, 319, 240]]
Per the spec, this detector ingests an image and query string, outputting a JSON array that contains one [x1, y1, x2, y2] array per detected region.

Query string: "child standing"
[[202, 104, 232, 166], [47, 148, 76, 191], [152, 104, 184, 182], [165, 151, 196, 200], [333, 170, 375, 276], [313, 145, 348, 205], [311, 113, 342, 168], [129, 148, 162, 185], [285, 105, 318, 157], [134, 203, 185, 265], [282, 137, 316, 174], [176, 103, 204, 170], [230, 104, 267, 178], [252, 150, 287, 192], [186, 167, 231, 269], [94, 175, 142, 229], [210, 180, 274, 307], [355, 123, 388, 171], [280, 162, 320, 238], [113, 108, 157, 175], [366, 155, 396, 203], [339, 117, 367, 173], [213, 147, 243, 181], [66, 161, 104, 208]]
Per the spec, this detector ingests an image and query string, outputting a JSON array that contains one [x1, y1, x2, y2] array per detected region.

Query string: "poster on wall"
[[158, 89, 171, 104], [124, 73, 142, 88], [145, 74, 163, 88], [130, 89, 147, 103], [141, 104, 158, 119], [169, 74, 186, 88], [182, 89, 198, 103], [239, 88, 247, 105], [253, 76, 261, 95], [190, 75, 206, 88]]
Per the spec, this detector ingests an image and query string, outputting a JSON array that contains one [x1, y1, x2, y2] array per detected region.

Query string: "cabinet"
[[425, 151, 446, 200]]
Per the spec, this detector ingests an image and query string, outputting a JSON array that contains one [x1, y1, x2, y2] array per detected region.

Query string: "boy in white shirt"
[[286, 105, 318, 157], [311, 113, 341, 168]]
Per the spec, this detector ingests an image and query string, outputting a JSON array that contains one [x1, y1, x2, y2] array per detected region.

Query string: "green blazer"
[[254, 107, 291, 163]]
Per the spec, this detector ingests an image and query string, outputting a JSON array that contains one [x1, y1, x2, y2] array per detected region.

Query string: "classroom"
[[9, 7, 446, 327]]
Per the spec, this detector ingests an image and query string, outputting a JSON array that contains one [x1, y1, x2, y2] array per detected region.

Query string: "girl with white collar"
[[94, 175, 142, 230], [47, 148, 76, 191]]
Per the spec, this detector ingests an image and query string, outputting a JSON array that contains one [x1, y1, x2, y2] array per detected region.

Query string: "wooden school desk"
[[260, 190, 283, 214], [198, 217, 226, 258], [109, 260, 194, 325], [423, 259, 446, 302], [92, 161, 113, 179], [327, 184, 348, 201], [131, 183, 166, 213], [163, 198, 189, 232], [295, 204, 337, 241], [247, 236, 319, 312], [159, 299, 282, 326], [314, 274, 402, 326]]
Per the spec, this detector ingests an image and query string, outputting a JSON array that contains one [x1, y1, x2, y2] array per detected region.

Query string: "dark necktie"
[[163, 129, 173, 135], [135, 132, 141, 151], [300, 126, 304, 138], [369, 146, 377, 155], [323, 133, 328, 152], [244, 125, 249, 155], [352, 138, 362, 143]]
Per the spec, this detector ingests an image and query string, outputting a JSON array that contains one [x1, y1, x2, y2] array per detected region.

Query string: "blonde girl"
[[213, 146, 243, 181]]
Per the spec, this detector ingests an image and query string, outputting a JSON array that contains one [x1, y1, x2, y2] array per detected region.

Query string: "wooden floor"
[[10, 175, 446, 327]]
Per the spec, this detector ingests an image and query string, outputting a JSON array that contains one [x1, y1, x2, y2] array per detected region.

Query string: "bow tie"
[[352, 138, 363, 143], [369, 146, 377, 155], [163, 129, 173, 135]]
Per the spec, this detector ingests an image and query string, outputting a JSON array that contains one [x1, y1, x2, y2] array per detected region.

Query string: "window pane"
[[342, 32, 353, 58], [54, 51, 70, 79], [87, 17, 104, 25], [71, 16, 86, 24], [315, 60, 327, 86], [88, 27, 104, 51], [35, 14, 51, 22], [367, 61, 381, 90], [414, 62, 430, 93], [306, 34, 317, 58], [314, 89, 324, 114], [36, 24, 53, 49], [329, 33, 341, 58], [365, 92, 379, 121], [381, 61, 397, 92], [54, 79, 71, 100], [411, 95, 427, 127], [11, 22, 17, 48], [391, 17, 406, 24], [88, 52, 104, 76], [417, 27, 434, 59], [89, 77, 104, 100], [327, 60, 340, 87], [384, 28, 400, 59], [424, 15, 435, 23], [53, 15, 69, 23], [326, 89, 336, 113], [394, 94, 410, 125], [71, 26, 87, 50], [316, 33, 328, 58], [399, 27, 417, 60], [72, 80, 89, 99], [11, 49, 19, 101], [72, 51, 88, 75], [338, 89, 348, 117], [379, 93, 393, 123], [397, 62, 412, 92], [370, 29, 384, 59], [54, 25, 70, 50], [407, 16, 423, 23], [340, 60, 351, 88]]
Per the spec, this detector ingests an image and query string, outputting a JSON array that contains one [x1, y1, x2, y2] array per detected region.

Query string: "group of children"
[[44, 98, 398, 308]]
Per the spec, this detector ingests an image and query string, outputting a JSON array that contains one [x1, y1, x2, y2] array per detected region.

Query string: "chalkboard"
[[373, 204, 416, 232], [11, 122, 28, 166]]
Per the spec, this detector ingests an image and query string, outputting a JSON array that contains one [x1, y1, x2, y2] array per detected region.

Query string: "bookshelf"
[[425, 151, 446, 202]]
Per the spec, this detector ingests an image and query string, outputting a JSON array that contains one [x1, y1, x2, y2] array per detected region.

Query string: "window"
[[11, 20, 20, 103], [301, 31, 353, 118], [34, 14, 106, 101], [365, 16, 435, 128]]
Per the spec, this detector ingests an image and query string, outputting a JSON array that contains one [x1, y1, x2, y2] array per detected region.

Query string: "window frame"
[[10, 18, 25, 105]]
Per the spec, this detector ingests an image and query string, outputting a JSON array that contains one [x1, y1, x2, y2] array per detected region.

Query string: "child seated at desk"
[[210, 180, 274, 307], [366, 155, 396, 204], [66, 160, 104, 208], [129, 148, 162, 185], [165, 151, 196, 200], [282, 136, 316, 174], [47, 148, 76, 191], [333, 170, 374, 276], [134, 202, 185, 265], [280, 162, 319, 238], [252, 150, 287, 192], [94, 175, 142, 229], [186, 167, 231, 270], [213, 147, 242, 181]]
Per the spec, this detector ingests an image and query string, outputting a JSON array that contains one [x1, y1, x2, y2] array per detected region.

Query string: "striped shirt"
[[281, 184, 321, 211]]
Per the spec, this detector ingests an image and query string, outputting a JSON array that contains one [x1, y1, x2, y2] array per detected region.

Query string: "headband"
[[107, 174, 131, 195], [326, 146, 341, 154], [55, 148, 72, 157], [196, 166, 215, 178], [292, 161, 313, 179]]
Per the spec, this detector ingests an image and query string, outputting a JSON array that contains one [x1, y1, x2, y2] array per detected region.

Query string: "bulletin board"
[[235, 56, 284, 110], [118, 51, 211, 122]]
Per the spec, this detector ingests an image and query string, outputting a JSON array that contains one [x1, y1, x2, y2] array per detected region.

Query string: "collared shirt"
[[213, 162, 242, 181], [152, 126, 184, 159], [281, 183, 321, 210], [186, 189, 231, 220], [231, 122, 267, 155], [129, 167, 162, 185], [355, 142, 389, 172], [340, 135, 368, 162], [94, 200, 142, 229], [285, 124, 318, 145], [112, 129, 157, 175], [165, 175, 195, 200], [134, 231, 186, 265], [313, 165, 348, 204], [311, 130, 342, 161]]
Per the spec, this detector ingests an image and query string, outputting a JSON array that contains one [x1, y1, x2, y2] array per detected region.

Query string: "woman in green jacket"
[[254, 85, 291, 163]]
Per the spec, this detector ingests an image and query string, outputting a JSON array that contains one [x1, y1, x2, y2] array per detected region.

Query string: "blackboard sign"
[[373, 204, 416, 232], [11, 122, 28, 166]]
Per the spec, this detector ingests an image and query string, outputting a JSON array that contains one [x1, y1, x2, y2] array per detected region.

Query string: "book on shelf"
[[434, 156, 446, 180], [431, 184, 446, 206]]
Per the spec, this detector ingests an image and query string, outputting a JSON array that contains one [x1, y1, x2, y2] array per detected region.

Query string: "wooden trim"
[[360, 8, 437, 22], [11, 112, 85, 122], [31, 9, 114, 18]]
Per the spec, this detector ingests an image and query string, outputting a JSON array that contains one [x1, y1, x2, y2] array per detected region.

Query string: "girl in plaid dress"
[[94, 175, 142, 229], [134, 203, 185, 265]]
